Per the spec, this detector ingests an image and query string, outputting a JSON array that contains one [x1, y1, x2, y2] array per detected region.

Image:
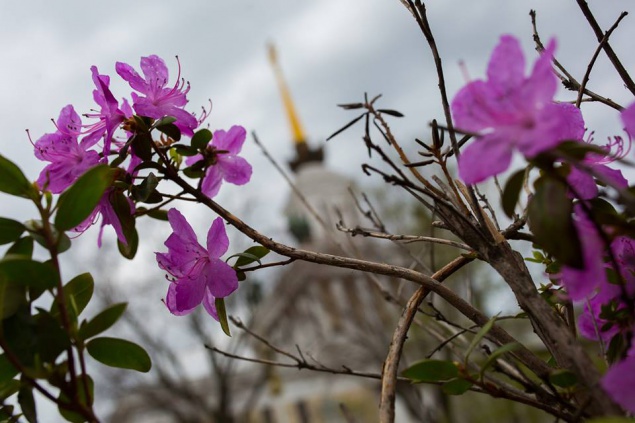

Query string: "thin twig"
[[530, 10, 623, 111], [574, 1, 635, 96], [379, 256, 470, 423], [576, 12, 629, 108], [251, 132, 333, 237], [239, 258, 296, 272], [335, 223, 472, 251]]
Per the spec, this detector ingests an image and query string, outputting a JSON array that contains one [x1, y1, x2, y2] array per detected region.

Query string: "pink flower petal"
[[207, 217, 229, 258], [166, 276, 206, 316], [621, 102, 635, 138], [458, 134, 514, 184], [185, 153, 203, 167], [115, 62, 147, 93], [486, 35, 525, 92], [601, 355, 635, 413], [218, 155, 252, 186], [213, 125, 247, 155], [566, 166, 598, 200], [523, 39, 557, 106], [57, 104, 82, 134], [452, 81, 501, 133], [206, 259, 238, 298], [140, 55, 169, 93], [560, 205, 607, 300], [167, 208, 200, 247], [595, 164, 628, 190], [202, 289, 219, 320], [201, 166, 224, 198]]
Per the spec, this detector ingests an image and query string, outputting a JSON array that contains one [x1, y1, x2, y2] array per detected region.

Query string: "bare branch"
[[576, 12, 629, 108], [335, 222, 472, 251]]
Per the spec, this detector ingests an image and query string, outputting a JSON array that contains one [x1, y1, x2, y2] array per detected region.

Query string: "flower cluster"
[[452, 35, 635, 412], [32, 55, 251, 319]]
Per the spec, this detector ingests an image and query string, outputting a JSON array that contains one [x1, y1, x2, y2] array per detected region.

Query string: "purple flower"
[[577, 282, 624, 343], [82, 66, 131, 157], [156, 209, 238, 319], [559, 205, 607, 301], [452, 35, 584, 184], [566, 134, 629, 199], [186, 125, 252, 198], [596, 238, 635, 413], [621, 101, 635, 139], [116, 55, 198, 137], [33, 105, 101, 193], [575, 236, 635, 344], [601, 344, 635, 413], [74, 188, 134, 248]]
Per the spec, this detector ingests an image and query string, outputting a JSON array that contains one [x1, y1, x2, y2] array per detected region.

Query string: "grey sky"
[[1, 1, 635, 420], [3, 0, 634, 275]]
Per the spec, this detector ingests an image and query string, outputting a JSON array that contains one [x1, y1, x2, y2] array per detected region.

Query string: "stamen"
[[26, 129, 35, 147], [196, 99, 213, 126], [459, 60, 471, 83]]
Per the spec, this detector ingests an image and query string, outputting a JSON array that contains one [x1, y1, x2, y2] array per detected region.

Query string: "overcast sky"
[[2, 1, 635, 420], [2, 1, 634, 221]]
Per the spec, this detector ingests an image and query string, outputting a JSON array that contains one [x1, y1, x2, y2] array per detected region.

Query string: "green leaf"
[[0, 155, 36, 199], [142, 190, 163, 204], [117, 226, 138, 260], [0, 273, 25, 319], [131, 172, 159, 203], [86, 337, 151, 372], [54, 165, 113, 231], [173, 144, 199, 157], [555, 141, 607, 160], [182, 165, 205, 178], [111, 190, 137, 260], [549, 369, 578, 388], [606, 332, 627, 364], [79, 303, 127, 341], [191, 129, 212, 150], [232, 246, 270, 268], [156, 122, 181, 142], [17, 385, 37, 423], [215, 298, 231, 337], [5, 237, 33, 259], [0, 257, 57, 291], [0, 219, 25, 245], [402, 359, 458, 382], [146, 209, 168, 221], [528, 176, 583, 268], [479, 342, 520, 379], [131, 132, 153, 161], [0, 356, 18, 385], [58, 375, 93, 423], [441, 378, 473, 395], [0, 379, 20, 401], [465, 316, 498, 364], [56, 233, 71, 254], [35, 310, 70, 363], [132, 115, 151, 132], [2, 307, 37, 367], [501, 169, 525, 218], [50, 273, 94, 321], [152, 116, 177, 127]]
